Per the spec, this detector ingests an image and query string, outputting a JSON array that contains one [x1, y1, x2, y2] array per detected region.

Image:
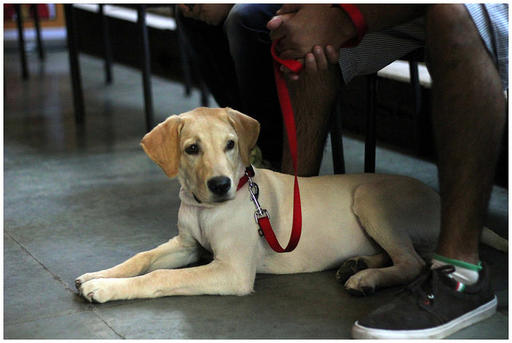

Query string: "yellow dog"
[[76, 107, 504, 303]]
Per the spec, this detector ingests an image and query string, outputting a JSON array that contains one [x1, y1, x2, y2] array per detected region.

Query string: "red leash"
[[243, 40, 303, 253], [253, 4, 367, 253]]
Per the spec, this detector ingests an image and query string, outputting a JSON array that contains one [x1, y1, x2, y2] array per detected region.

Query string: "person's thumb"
[[266, 15, 283, 31]]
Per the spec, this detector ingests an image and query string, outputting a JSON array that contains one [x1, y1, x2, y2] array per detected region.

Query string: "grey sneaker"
[[352, 264, 497, 339]]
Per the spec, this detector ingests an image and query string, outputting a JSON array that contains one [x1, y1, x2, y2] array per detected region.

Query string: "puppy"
[[76, 107, 446, 303]]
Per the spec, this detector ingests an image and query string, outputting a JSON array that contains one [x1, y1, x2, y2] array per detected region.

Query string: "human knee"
[[426, 5, 479, 49], [224, 4, 280, 35], [425, 5, 482, 72]]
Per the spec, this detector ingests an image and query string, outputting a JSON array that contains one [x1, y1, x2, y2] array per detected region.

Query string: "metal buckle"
[[246, 170, 269, 237], [254, 209, 269, 237], [254, 209, 269, 223]]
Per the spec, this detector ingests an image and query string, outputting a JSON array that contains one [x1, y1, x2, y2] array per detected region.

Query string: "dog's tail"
[[481, 227, 508, 253]]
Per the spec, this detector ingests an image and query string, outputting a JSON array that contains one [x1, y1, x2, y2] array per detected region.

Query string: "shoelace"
[[400, 265, 456, 306]]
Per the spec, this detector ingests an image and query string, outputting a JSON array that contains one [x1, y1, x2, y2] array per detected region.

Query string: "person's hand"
[[267, 4, 356, 60], [281, 45, 340, 81], [178, 4, 233, 26]]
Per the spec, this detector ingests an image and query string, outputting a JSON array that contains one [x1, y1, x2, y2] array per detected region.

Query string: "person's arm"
[[267, 4, 427, 60], [342, 5, 426, 33]]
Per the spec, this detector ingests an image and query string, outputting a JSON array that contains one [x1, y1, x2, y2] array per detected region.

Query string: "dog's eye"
[[226, 140, 235, 151], [185, 144, 199, 155]]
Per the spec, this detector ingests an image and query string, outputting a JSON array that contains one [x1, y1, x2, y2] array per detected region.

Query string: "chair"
[[330, 49, 425, 174], [63, 4, 209, 132], [14, 4, 45, 80]]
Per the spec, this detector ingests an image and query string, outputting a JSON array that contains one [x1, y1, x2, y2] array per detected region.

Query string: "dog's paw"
[[344, 268, 380, 296], [79, 278, 119, 303], [75, 271, 109, 290], [336, 258, 368, 284]]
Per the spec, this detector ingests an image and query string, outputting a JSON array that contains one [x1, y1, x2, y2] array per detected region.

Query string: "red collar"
[[237, 166, 255, 191]]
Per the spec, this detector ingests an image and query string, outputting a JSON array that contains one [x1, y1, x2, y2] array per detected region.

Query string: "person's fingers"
[[326, 45, 340, 64], [305, 52, 318, 73], [276, 4, 301, 15], [266, 15, 283, 32], [283, 69, 300, 81], [313, 46, 328, 70], [289, 74, 300, 81], [279, 57, 304, 81]]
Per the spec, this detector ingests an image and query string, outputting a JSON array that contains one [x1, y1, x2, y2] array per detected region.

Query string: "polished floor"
[[4, 48, 508, 339]]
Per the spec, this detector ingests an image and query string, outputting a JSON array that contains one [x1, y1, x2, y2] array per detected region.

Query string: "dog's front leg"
[[76, 235, 200, 289], [79, 259, 255, 303]]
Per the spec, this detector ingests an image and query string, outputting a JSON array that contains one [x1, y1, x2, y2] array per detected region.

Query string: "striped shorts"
[[338, 4, 509, 90]]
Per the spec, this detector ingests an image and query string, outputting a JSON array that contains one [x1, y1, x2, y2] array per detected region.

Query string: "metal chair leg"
[[199, 80, 210, 107], [175, 6, 193, 97], [31, 5, 45, 61], [64, 4, 85, 124], [330, 96, 346, 174], [137, 5, 154, 132], [14, 5, 29, 80], [409, 61, 422, 118], [364, 73, 377, 173], [409, 60, 424, 153], [99, 4, 113, 84]]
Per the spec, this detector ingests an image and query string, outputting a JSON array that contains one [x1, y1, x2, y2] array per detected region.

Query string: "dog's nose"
[[207, 176, 231, 196]]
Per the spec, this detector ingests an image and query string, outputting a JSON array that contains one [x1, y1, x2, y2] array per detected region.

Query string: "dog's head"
[[140, 107, 260, 204]]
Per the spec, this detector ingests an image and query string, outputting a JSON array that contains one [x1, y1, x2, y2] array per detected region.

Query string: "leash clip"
[[246, 171, 269, 236]]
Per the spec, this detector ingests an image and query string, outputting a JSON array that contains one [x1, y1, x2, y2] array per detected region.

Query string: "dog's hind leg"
[[76, 235, 200, 289], [345, 178, 440, 296]]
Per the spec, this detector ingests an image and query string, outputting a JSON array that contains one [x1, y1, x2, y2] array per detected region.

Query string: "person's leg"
[[426, 4, 506, 265], [281, 17, 426, 176], [282, 59, 342, 176], [352, 4, 506, 338], [224, 4, 284, 169]]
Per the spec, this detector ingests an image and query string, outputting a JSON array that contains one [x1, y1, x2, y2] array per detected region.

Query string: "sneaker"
[[352, 264, 497, 339]]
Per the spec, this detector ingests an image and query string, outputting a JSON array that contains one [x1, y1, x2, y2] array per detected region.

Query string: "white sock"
[[431, 257, 480, 285]]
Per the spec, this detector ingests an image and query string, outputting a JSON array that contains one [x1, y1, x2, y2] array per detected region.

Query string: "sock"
[[431, 254, 482, 288]]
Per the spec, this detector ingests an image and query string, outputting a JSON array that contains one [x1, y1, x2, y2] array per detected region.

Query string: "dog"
[[75, 107, 504, 303]]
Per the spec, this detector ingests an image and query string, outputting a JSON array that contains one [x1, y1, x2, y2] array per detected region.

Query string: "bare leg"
[[281, 61, 342, 176], [425, 5, 506, 264]]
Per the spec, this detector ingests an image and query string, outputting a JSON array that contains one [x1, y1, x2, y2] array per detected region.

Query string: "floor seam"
[[5, 231, 126, 339], [91, 307, 126, 339], [5, 231, 77, 295]]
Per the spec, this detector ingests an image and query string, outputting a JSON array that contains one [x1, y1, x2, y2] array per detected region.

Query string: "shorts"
[[338, 4, 508, 90]]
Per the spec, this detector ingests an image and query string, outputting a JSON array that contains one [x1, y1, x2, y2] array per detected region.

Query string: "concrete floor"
[[4, 48, 508, 339]]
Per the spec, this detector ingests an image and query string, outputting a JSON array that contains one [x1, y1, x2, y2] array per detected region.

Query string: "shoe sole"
[[351, 296, 497, 339]]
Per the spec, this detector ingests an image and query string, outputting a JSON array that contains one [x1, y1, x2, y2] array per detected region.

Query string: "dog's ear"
[[140, 115, 183, 178], [226, 107, 260, 166]]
